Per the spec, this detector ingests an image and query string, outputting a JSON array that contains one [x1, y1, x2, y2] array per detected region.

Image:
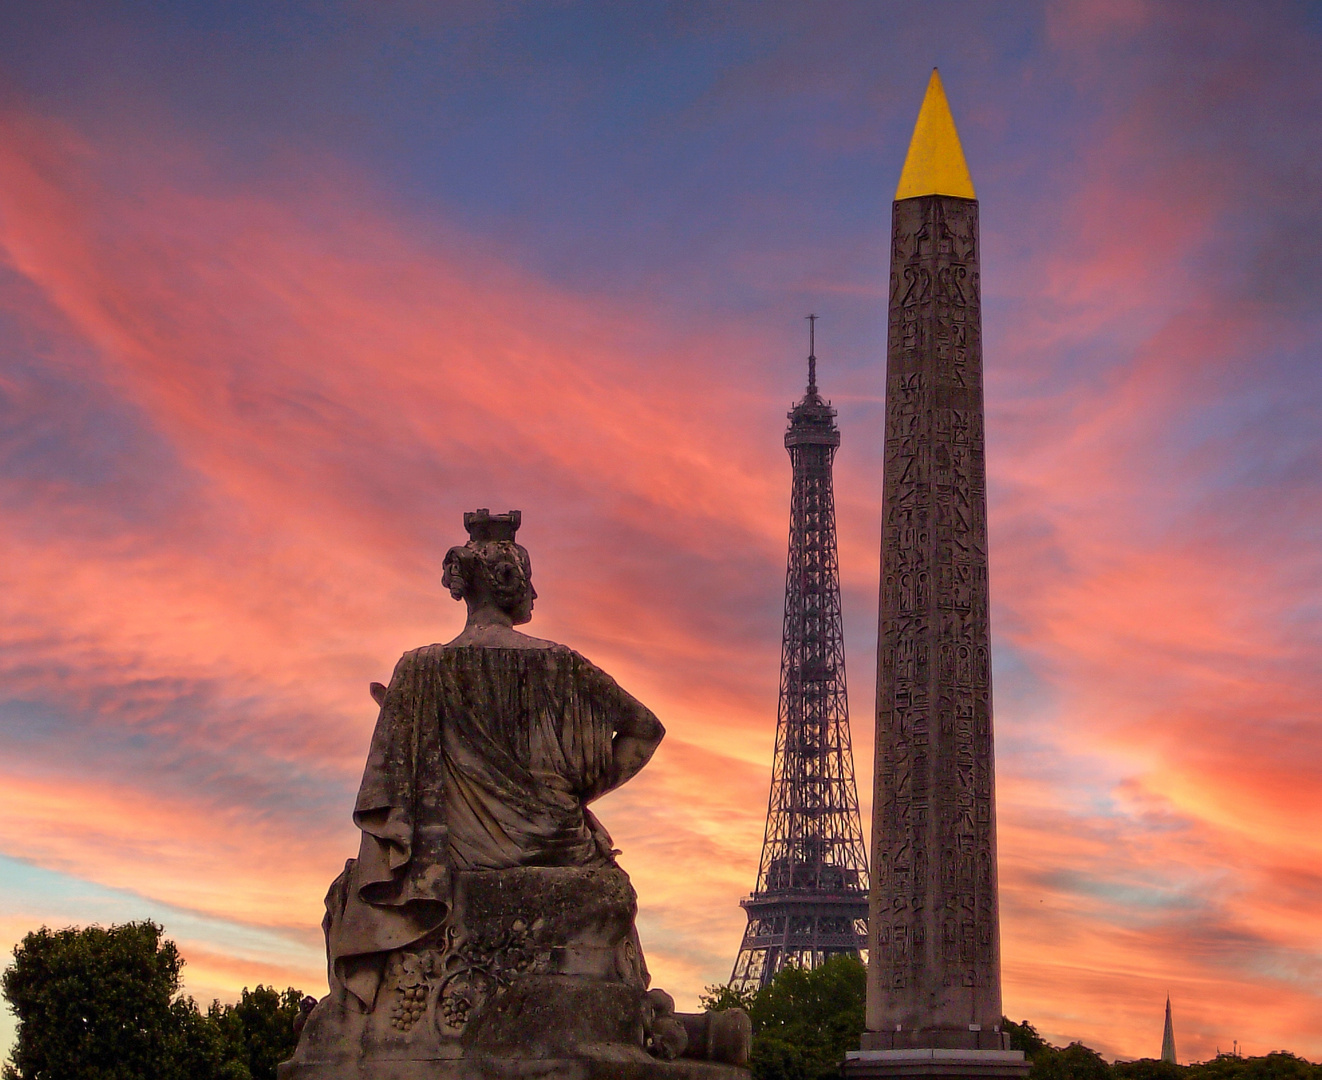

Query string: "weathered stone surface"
[[852, 76, 1030, 1080], [868, 193, 1005, 1050], [279, 1055, 746, 1080], [281, 511, 750, 1079], [850, 70, 1028, 1080], [845, 1050, 1030, 1080]]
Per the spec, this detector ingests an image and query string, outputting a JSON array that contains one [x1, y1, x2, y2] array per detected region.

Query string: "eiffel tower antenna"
[[807, 314, 818, 395], [729, 331, 870, 993]]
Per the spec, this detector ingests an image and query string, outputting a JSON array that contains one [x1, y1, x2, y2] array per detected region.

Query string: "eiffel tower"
[[730, 319, 870, 994]]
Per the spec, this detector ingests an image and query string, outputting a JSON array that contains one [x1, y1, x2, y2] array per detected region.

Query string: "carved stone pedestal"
[[843, 1049, 1029, 1080], [279, 865, 749, 1080], [278, 1053, 747, 1080]]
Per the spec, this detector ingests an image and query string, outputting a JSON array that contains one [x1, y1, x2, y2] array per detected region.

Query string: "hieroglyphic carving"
[[869, 194, 1004, 1039]]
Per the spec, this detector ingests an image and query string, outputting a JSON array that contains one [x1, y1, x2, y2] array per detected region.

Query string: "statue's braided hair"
[[442, 540, 530, 609]]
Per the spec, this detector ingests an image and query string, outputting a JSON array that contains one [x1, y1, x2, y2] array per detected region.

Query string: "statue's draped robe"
[[325, 644, 647, 1008]]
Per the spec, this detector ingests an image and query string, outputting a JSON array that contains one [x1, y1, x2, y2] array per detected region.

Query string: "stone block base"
[[842, 1049, 1030, 1080], [859, 1030, 1012, 1052], [277, 1050, 748, 1080]]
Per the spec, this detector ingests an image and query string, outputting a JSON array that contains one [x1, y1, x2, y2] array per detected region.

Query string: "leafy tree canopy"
[[703, 954, 867, 1080], [2, 921, 195, 1080], [2, 921, 306, 1080], [208, 986, 308, 1080]]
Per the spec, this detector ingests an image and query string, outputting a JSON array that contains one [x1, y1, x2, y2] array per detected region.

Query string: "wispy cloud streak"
[[0, 1, 1319, 1064]]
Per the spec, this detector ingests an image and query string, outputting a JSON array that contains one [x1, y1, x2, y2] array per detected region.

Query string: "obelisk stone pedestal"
[[844, 1050, 1032, 1080]]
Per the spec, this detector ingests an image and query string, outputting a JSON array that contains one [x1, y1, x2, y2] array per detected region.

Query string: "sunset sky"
[[2, 0, 1321, 1065]]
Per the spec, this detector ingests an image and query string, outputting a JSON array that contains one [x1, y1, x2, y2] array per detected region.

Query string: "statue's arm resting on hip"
[[587, 673, 665, 802]]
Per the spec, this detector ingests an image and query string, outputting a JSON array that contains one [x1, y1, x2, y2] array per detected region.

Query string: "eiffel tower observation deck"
[[730, 320, 870, 994]]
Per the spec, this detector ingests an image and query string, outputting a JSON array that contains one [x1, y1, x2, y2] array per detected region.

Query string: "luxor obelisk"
[[845, 70, 1028, 1080]]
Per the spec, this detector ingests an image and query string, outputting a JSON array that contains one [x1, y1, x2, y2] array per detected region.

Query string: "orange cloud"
[[0, 104, 799, 1015], [2, 9, 1322, 1064]]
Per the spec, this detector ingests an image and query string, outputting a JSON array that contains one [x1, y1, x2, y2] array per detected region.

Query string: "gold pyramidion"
[[894, 68, 975, 201]]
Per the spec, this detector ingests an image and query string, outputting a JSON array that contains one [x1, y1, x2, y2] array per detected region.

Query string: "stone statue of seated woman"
[[280, 510, 750, 1079]]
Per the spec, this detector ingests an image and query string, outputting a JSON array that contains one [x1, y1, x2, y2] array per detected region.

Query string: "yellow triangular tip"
[[895, 68, 975, 200]]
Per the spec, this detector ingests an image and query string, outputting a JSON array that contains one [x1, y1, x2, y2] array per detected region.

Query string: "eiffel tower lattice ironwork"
[[730, 319, 870, 994]]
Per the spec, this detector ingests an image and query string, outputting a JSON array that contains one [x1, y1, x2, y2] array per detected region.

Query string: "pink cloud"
[[2, 6, 1321, 1062], [0, 104, 802, 1012], [982, 20, 1322, 1056]]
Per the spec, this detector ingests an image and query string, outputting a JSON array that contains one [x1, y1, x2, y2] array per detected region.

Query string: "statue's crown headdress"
[[463, 508, 522, 543]]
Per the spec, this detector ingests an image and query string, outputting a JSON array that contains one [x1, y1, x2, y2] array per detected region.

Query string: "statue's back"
[[279, 511, 750, 1078]]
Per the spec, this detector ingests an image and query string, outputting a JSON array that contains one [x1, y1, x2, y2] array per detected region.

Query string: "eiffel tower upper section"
[[730, 324, 871, 994]]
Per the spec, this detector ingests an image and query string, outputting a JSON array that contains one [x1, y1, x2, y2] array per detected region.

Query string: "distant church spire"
[[1161, 996, 1177, 1064]]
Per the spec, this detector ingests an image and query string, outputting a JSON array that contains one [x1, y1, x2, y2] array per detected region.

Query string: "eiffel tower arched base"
[[729, 890, 868, 994]]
